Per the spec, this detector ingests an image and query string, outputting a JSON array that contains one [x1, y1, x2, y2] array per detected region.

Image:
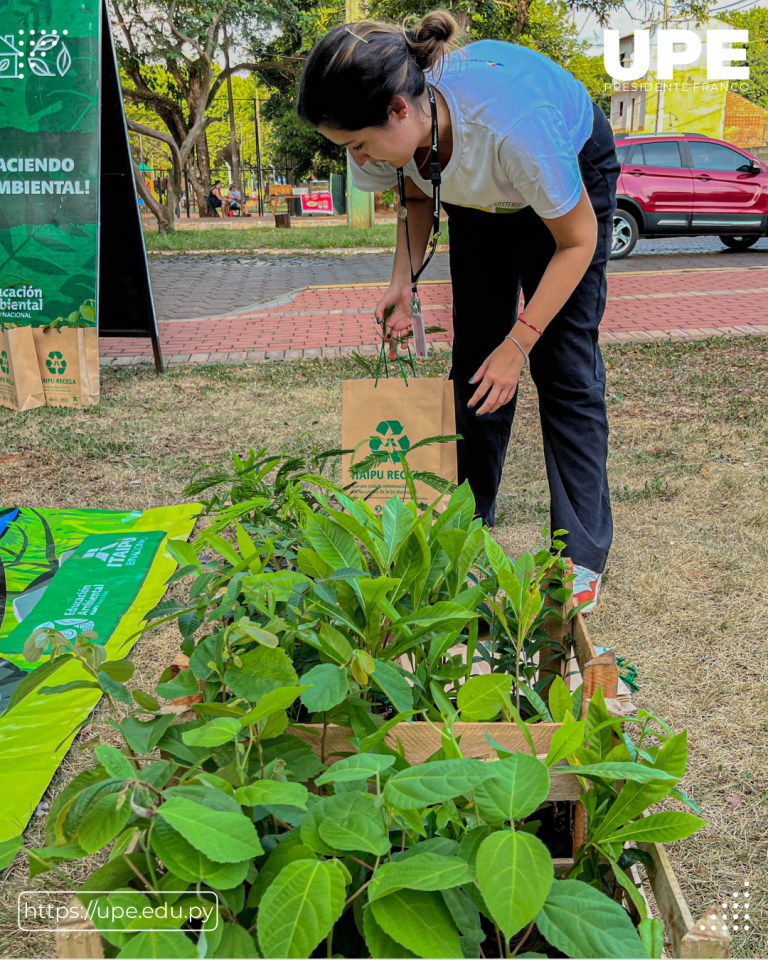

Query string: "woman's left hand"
[[468, 339, 526, 415]]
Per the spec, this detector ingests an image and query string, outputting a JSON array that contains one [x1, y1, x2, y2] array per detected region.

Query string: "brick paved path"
[[104, 264, 768, 365]]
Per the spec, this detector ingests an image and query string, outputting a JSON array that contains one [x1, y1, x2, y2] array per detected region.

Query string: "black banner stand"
[[97, 0, 164, 373]]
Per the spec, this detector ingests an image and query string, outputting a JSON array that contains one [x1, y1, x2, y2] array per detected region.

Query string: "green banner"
[[0, 505, 199, 840], [0, 0, 99, 326]]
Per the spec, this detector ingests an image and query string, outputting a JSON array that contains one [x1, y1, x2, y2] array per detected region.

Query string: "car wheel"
[[719, 235, 760, 252], [611, 210, 638, 259]]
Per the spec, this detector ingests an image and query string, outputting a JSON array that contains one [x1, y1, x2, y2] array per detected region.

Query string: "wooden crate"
[[59, 616, 727, 959]]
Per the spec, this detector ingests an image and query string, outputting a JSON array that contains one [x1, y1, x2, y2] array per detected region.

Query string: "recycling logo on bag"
[[0, 351, 8, 375], [46, 351, 67, 375], [368, 420, 411, 463]]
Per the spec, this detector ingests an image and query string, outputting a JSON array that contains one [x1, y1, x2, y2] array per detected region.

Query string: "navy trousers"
[[446, 103, 620, 573]]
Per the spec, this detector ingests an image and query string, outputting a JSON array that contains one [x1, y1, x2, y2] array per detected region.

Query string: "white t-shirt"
[[349, 40, 594, 219]]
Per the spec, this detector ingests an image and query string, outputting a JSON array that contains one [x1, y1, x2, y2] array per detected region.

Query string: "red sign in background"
[[301, 192, 333, 214]]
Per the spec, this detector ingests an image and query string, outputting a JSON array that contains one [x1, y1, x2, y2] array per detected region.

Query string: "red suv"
[[611, 133, 768, 259]]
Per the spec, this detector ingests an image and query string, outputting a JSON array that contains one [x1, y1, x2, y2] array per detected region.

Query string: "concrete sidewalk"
[[103, 264, 768, 365]]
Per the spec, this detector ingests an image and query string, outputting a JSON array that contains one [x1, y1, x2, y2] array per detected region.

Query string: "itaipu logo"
[[0, 351, 8, 375], [369, 420, 411, 464], [0, 29, 72, 81], [45, 350, 66, 375], [83, 537, 138, 567]]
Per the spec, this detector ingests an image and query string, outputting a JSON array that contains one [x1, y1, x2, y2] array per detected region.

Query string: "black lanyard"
[[396, 85, 441, 294]]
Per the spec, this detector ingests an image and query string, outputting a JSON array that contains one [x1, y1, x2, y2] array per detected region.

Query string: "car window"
[[634, 141, 683, 168], [689, 142, 753, 172], [616, 145, 629, 164]]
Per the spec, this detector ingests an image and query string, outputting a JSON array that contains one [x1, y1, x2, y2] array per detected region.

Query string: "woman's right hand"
[[374, 285, 412, 359]]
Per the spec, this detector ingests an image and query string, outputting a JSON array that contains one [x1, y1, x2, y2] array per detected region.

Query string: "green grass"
[[144, 223, 401, 252]]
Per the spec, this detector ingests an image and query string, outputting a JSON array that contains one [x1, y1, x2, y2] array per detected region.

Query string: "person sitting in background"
[[228, 185, 250, 216], [208, 180, 224, 216]]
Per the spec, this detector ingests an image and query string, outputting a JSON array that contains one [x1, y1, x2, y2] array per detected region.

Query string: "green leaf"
[[157, 797, 263, 862], [0, 835, 23, 870], [592, 731, 688, 841], [121, 714, 174, 754], [182, 717, 241, 747], [638, 917, 665, 959], [132, 689, 161, 712], [383, 759, 495, 809], [601, 811, 706, 844], [520, 683, 553, 723], [258, 859, 346, 958], [299, 663, 349, 713], [117, 930, 197, 958], [364, 904, 418, 959], [477, 831, 553, 940], [369, 853, 475, 902], [93, 745, 134, 779], [304, 513, 362, 571], [150, 818, 249, 889], [382, 497, 415, 565], [358, 710, 422, 753], [370, 889, 462, 959], [239, 686, 310, 725], [213, 923, 260, 958], [315, 754, 395, 785], [547, 676, 573, 723], [317, 793, 390, 856], [544, 722, 585, 767], [76, 792, 131, 854], [473, 753, 551, 823], [554, 762, 678, 783], [156, 668, 200, 700], [316, 621, 354, 664], [246, 835, 317, 909], [99, 659, 136, 683], [261, 735, 325, 783], [370, 659, 413, 714], [457, 674, 512, 721], [535, 879, 646, 958], [225, 646, 298, 701], [6, 655, 73, 712], [234, 781, 308, 809], [228, 620, 279, 648]]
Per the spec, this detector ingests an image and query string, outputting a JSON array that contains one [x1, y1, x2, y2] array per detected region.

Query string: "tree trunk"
[[186, 158, 209, 218], [195, 132, 216, 217]]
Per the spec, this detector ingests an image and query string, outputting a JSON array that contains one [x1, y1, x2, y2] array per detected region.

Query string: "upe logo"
[[369, 420, 411, 464], [46, 350, 66, 375], [83, 537, 137, 567], [0, 351, 8, 375], [604, 29, 749, 81]]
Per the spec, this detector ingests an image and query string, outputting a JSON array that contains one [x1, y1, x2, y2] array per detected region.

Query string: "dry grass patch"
[[1, 337, 766, 958]]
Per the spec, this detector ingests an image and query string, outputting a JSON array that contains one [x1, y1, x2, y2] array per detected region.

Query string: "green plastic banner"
[[0, 504, 199, 841], [0, 0, 100, 326]]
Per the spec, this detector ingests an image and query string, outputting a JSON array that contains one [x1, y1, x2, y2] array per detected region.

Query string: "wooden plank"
[[538, 560, 574, 690], [55, 899, 104, 960], [639, 839, 730, 958], [681, 904, 731, 959]]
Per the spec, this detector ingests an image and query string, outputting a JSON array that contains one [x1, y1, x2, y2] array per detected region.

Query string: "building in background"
[[610, 19, 768, 148]]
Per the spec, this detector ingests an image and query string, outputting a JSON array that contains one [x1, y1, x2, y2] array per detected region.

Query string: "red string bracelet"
[[517, 315, 543, 337]]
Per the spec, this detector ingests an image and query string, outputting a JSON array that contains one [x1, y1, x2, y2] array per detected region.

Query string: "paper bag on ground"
[[32, 326, 100, 407], [342, 378, 457, 512], [0, 326, 45, 412]]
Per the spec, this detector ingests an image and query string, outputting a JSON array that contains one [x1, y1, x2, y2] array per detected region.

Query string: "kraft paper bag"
[[0, 326, 45, 412], [342, 378, 458, 513], [32, 326, 100, 408]]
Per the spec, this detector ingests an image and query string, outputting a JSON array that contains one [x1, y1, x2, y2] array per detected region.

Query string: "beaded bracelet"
[[517, 315, 543, 337]]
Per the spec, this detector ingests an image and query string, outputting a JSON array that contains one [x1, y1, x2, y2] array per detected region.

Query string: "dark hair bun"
[[407, 11, 460, 72]]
